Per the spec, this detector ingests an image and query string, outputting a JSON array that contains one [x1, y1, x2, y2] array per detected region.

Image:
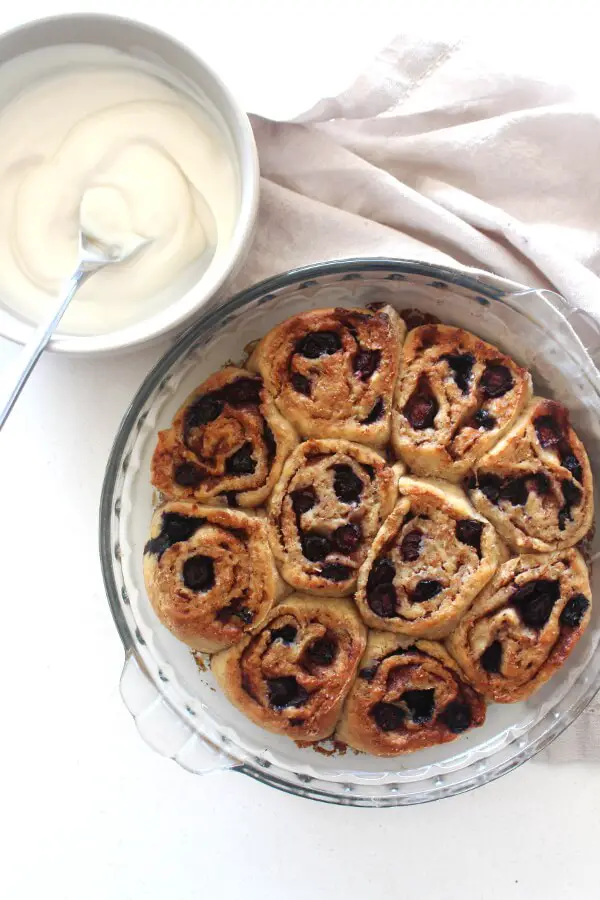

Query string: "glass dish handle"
[[512, 288, 600, 370], [120, 653, 239, 775]]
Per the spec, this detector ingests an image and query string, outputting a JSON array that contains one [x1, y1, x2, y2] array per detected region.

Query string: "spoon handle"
[[0, 266, 90, 430]]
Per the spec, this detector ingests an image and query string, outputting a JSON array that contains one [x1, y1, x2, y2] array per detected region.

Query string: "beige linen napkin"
[[231, 32, 600, 762]]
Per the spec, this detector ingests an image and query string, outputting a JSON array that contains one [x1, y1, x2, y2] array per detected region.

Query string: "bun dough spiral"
[[268, 439, 401, 596], [392, 325, 532, 482], [355, 476, 504, 638], [212, 594, 367, 741], [469, 398, 593, 552], [249, 305, 405, 447], [144, 501, 284, 652], [337, 631, 486, 755], [447, 549, 592, 702], [151, 367, 297, 507]]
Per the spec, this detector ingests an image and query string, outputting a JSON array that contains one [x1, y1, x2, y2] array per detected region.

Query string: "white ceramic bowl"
[[0, 14, 259, 355]]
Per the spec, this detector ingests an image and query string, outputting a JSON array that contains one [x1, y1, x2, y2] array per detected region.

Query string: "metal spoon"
[[0, 229, 148, 430]]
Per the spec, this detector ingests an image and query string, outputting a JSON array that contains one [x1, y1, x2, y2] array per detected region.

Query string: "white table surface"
[[2, 3, 600, 899]]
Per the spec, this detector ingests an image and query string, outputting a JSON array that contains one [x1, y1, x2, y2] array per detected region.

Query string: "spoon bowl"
[[0, 228, 150, 429]]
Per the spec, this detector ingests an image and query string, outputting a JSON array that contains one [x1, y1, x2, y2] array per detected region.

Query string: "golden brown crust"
[[392, 325, 532, 482], [469, 397, 593, 552], [336, 632, 486, 756], [446, 549, 592, 702], [248, 305, 405, 447], [151, 367, 297, 507], [143, 501, 285, 652], [211, 595, 367, 740], [142, 306, 596, 756], [355, 476, 504, 638], [268, 439, 402, 597]]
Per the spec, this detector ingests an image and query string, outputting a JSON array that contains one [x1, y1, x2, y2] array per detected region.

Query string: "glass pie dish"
[[99, 258, 600, 806]]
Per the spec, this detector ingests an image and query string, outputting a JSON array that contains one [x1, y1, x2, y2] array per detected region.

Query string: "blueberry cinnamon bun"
[[143, 502, 285, 652], [248, 305, 405, 447], [337, 632, 486, 755], [355, 476, 505, 638], [392, 325, 532, 482], [447, 549, 592, 702], [211, 594, 367, 741], [151, 367, 297, 507], [268, 439, 401, 596], [469, 398, 593, 552]]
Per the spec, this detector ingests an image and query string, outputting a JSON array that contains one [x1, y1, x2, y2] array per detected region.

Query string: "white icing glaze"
[[0, 46, 238, 334]]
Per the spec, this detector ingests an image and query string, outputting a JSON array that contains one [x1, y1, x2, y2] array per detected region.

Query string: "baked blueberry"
[[511, 579, 560, 628], [305, 638, 336, 666], [354, 349, 381, 379], [267, 677, 309, 709], [403, 377, 438, 429], [333, 465, 363, 503], [174, 462, 204, 487], [442, 352, 475, 393], [182, 555, 215, 592], [455, 520, 483, 552], [333, 523, 362, 553], [320, 563, 352, 582], [480, 640, 503, 674], [291, 488, 317, 515], [439, 701, 472, 734], [400, 529, 422, 561], [480, 364, 513, 398], [371, 702, 405, 731], [225, 443, 256, 475], [412, 580, 443, 603], [401, 689, 435, 724], [291, 373, 311, 396], [560, 593, 590, 628], [296, 331, 342, 358], [301, 534, 332, 561], [367, 584, 397, 618]]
